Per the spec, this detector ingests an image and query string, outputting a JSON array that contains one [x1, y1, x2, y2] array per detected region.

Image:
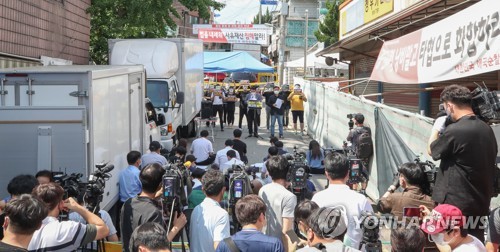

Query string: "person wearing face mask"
[[378, 162, 434, 220], [237, 84, 250, 129], [267, 86, 286, 139], [294, 200, 319, 245], [427, 84, 497, 242], [244, 86, 264, 138], [421, 204, 486, 252], [212, 84, 226, 131], [296, 206, 360, 252], [225, 87, 237, 126], [287, 84, 307, 135]]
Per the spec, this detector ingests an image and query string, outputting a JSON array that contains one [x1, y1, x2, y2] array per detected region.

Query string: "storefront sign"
[[371, 0, 500, 84], [340, 0, 394, 36]]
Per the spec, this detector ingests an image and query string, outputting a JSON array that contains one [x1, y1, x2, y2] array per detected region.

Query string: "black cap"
[[191, 168, 206, 178], [149, 141, 162, 151]]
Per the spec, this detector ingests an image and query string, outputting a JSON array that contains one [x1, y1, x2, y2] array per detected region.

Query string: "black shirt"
[[0, 241, 27, 252], [120, 196, 163, 252], [233, 139, 247, 158], [237, 91, 249, 109], [430, 115, 497, 216], [263, 91, 274, 105], [267, 94, 286, 115]]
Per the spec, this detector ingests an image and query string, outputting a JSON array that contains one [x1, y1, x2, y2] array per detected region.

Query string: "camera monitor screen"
[[163, 177, 176, 198]]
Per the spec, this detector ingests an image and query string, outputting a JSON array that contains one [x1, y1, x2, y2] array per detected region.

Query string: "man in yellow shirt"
[[287, 84, 307, 135]]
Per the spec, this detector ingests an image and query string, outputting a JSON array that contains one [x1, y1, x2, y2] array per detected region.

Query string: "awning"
[[286, 43, 348, 69], [371, 0, 500, 84], [204, 51, 274, 73], [316, 0, 480, 57]]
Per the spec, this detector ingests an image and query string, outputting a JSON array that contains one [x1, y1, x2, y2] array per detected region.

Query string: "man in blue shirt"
[[141, 141, 168, 167], [216, 194, 284, 252], [119, 151, 142, 203], [117, 150, 142, 237]]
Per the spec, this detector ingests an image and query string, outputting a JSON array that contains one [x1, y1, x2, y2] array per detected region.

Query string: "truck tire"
[[188, 120, 197, 138]]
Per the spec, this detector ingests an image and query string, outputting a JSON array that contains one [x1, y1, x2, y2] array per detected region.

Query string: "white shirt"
[[220, 158, 245, 174], [259, 182, 297, 239], [192, 178, 202, 189], [189, 197, 230, 252], [212, 91, 225, 105], [214, 146, 241, 166], [453, 235, 486, 252], [141, 152, 168, 167], [312, 184, 373, 250], [29, 216, 90, 252], [191, 137, 213, 162]]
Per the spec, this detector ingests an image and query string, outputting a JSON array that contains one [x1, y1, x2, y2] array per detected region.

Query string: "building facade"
[[317, 0, 499, 116], [0, 0, 91, 66]]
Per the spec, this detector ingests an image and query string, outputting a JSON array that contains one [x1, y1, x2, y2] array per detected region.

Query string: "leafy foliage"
[[87, 0, 224, 64], [252, 7, 272, 24], [314, 0, 344, 47]]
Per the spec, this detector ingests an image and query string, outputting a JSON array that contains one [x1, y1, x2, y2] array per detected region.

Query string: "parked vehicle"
[[109, 38, 204, 150], [0, 65, 157, 210]]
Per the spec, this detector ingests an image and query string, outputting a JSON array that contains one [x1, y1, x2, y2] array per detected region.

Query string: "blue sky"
[[214, 0, 279, 24]]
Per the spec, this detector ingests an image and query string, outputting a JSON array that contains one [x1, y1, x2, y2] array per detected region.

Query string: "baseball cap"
[[149, 141, 162, 151], [421, 204, 464, 235]]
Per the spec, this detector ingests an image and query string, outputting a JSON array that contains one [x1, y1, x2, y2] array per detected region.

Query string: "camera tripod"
[[163, 196, 189, 252]]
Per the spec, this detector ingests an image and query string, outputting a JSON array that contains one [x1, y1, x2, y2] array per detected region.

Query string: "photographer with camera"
[[312, 152, 372, 249], [297, 206, 360, 252], [346, 113, 372, 194], [190, 169, 230, 252], [427, 84, 497, 242], [121, 164, 187, 252], [378, 162, 434, 220], [221, 150, 245, 175], [259, 156, 297, 251], [28, 183, 109, 251], [216, 195, 284, 252], [0, 194, 47, 251]]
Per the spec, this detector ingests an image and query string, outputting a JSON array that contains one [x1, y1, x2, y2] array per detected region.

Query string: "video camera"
[[358, 211, 382, 252], [53, 172, 85, 200], [227, 164, 253, 234], [471, 83, 500, 123], [84, 163, 114, 214], [347, 114, 355, 130], [285, 146, 311, 201]]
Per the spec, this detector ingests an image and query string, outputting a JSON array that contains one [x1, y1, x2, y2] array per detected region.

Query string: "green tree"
[[252, 7, 272, 24], [314, 0, 344, 47], [87, 0, 225, 64]]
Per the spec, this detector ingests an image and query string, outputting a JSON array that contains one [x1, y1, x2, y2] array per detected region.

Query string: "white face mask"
[[274, 91, 279, 95]]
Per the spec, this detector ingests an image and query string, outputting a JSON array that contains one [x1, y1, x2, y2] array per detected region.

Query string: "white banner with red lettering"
[[197, 25, 269, 45], [371, 0, 500, 84]]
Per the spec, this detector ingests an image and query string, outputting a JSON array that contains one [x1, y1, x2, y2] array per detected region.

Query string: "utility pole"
[[303, 9, 308, 77], [278, 1, 287, 86]]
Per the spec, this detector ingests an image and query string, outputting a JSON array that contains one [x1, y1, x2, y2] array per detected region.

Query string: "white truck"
[[0, 65, 158, 211], [109, 38, 204, 150]]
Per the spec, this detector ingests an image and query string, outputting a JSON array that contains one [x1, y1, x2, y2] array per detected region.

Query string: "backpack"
[[356, 127, 373, 159]]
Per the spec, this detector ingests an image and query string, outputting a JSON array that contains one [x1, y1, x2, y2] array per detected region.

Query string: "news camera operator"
[[427, 84, 497, 242], [28, 183, 109, 251], [378, 162, 434, 220], [120, 163, 187, 252], [346, 113, 372, 194]]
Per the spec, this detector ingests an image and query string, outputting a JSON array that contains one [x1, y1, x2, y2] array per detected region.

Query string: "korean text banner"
[[371, 0, 500, 84], [198, 28, 269, 45]]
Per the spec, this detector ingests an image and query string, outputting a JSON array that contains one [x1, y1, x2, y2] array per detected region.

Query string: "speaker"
[[201, 101, 213, 119]]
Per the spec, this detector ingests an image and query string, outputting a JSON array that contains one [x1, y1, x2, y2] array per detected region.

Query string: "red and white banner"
[[198, 28, 269, 45], [371, 0, 500, 84]]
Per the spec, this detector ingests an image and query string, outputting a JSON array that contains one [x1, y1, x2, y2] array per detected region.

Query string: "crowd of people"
[[0, 84, 499, 252], [203, 82, 307, 138]]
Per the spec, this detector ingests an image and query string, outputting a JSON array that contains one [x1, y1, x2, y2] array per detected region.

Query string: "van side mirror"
[[176, 92, 185, 105]]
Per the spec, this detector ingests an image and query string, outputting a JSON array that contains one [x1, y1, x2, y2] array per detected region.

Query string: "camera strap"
[[223, 237, 240, 252]]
